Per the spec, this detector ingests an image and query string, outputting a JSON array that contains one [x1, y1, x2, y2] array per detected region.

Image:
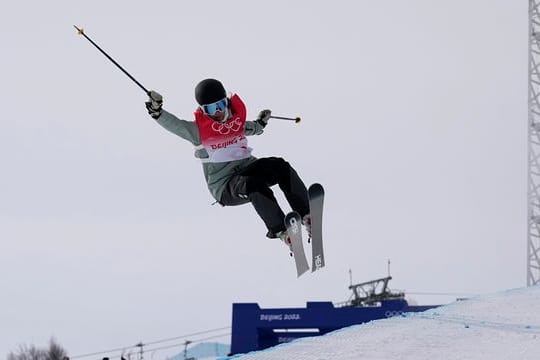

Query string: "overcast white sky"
[[0, 0, 528, 358]]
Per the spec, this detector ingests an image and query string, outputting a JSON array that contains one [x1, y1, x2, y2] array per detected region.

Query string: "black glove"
[[256, 109, 272, 128], [145, 90, 163, 119]]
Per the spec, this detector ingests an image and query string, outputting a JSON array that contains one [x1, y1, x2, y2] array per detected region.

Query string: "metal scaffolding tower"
[[528, 0, 540, 285]]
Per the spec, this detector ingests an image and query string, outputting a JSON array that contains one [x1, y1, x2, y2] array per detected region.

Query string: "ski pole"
[[73, 25, 150, 95], [270, 115, 302, 123]]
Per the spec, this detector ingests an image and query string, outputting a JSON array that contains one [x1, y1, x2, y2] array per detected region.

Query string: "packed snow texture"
[[229, 285, 540, 360]]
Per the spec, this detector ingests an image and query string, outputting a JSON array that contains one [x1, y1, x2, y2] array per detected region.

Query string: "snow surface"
[[228, 285, 540, 360]]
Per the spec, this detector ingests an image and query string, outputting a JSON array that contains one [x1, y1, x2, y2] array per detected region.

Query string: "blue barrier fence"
[[230, 299, 438, 355]]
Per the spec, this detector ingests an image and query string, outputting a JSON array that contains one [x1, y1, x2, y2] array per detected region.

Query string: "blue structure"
[[230, 277, 440, 355]]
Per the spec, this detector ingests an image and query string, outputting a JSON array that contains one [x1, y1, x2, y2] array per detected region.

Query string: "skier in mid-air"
[[145, 79, 311, 245]]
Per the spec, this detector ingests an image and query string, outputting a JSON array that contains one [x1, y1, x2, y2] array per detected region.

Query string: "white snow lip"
[[227, 285, 540, 360]]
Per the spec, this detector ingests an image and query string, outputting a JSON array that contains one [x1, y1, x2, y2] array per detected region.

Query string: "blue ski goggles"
[[201, 98, 228, 116]]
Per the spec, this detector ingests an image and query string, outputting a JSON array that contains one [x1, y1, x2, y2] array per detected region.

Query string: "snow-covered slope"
[[229, 285, 540, 360]]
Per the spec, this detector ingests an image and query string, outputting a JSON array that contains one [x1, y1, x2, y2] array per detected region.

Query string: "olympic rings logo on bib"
[[211, 117, 243, 135]]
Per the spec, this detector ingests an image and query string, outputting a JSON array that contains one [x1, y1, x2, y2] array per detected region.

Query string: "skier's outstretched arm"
[[245, 109, 271, 136], [145, 90, 200, 145]]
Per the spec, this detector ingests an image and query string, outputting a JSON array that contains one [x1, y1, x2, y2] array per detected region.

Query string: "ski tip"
[[308, 183, 324, 194], [284, 211, 302, 223]]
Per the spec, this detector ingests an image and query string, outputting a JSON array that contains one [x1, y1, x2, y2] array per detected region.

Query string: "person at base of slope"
[[144, 78, 311, 246]]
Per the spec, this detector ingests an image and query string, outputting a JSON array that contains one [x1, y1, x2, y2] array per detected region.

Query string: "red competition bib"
[[194, 94, 253, 163]]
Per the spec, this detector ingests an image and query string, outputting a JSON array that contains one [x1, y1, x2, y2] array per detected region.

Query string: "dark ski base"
[[308, 183, 325, 271], [284, 211, 310, 277]]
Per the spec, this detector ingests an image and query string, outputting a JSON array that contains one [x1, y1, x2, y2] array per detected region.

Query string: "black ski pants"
[[220, 157, 310, 237]]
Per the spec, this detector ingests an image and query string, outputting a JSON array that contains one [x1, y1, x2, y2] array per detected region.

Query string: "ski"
[[309, 183, 325, 272], [284, 211, 310, 277]]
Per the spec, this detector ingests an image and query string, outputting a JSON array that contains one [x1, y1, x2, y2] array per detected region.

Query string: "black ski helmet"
[[195, 78, 227, 105]]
